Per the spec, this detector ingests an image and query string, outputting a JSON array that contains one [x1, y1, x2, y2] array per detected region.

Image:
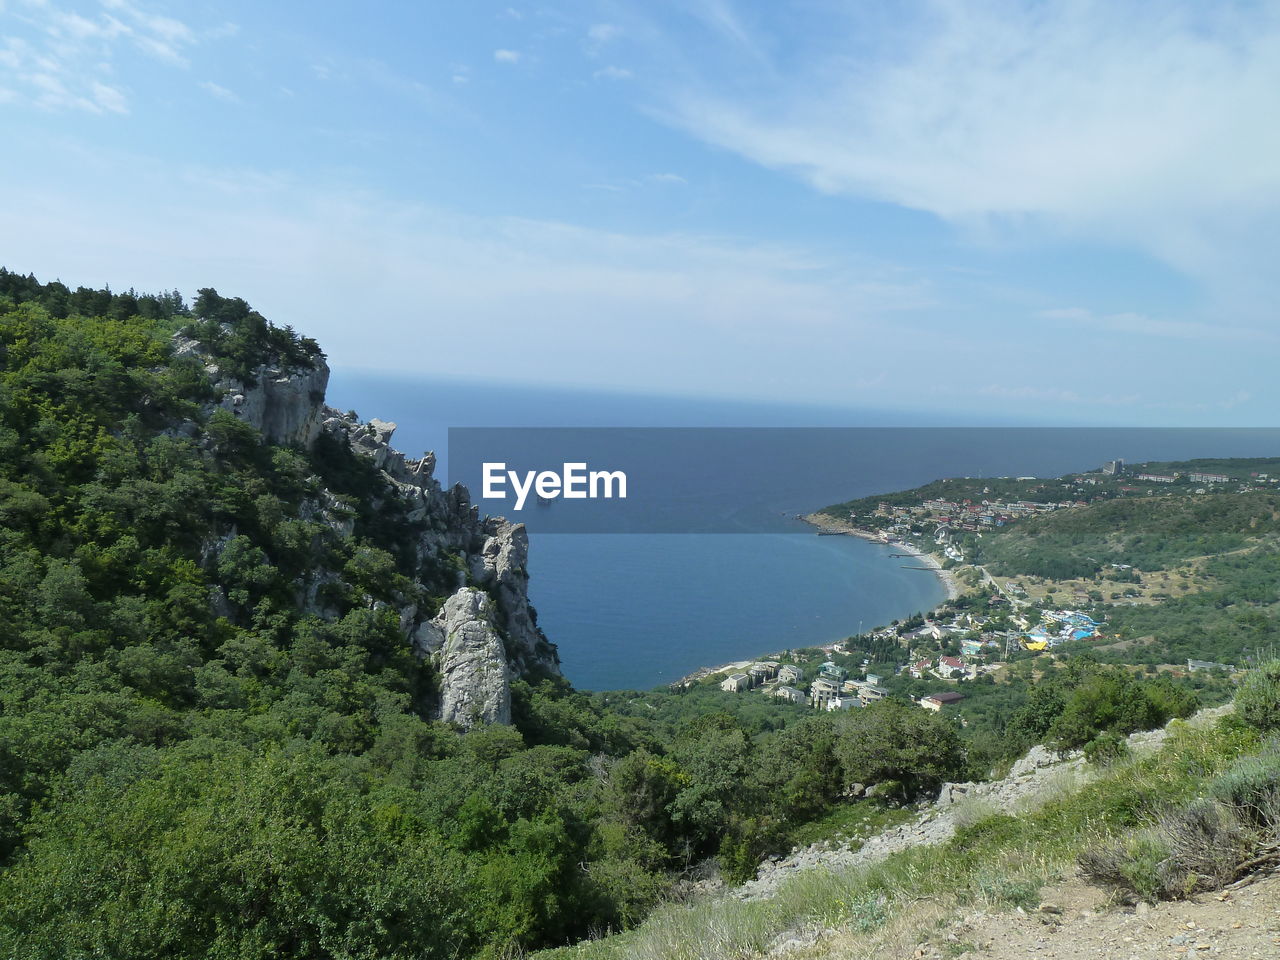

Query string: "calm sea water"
[[328, 371, 1280, 690], [529, 532, 945, 689]]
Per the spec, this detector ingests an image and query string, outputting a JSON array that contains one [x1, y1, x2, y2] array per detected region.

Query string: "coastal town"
[[701, 604, 1105, 718], [688, 456, 1256, 717]]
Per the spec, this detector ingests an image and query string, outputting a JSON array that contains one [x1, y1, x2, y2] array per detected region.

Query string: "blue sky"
[[1, 0, 1278, 423]]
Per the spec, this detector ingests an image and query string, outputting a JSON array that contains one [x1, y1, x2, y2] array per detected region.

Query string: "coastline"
[[801, 512, 960, 602], [671, 512, 961, 687]]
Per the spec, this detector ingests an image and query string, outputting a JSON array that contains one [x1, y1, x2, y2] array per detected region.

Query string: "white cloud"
[[101, 0, 195, 63], [1040, 307, 1276, 343], [587, 23, 621, 44], [7, 143, 1280, 421], [0, 0, 209, 111], [975, 383, 1143, 409], [90, 79, 126, 113], [493, 49, 521, 64], [646, 172, 687, 186], [206, 22, 240, 41], [585, 22, 621, 56], [0, 166, 937, 406], [198, 80, 237, 102], [652, 1, 1280, 301]]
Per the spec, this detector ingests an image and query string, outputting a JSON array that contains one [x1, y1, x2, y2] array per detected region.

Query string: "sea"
[[328, 371, 1280, 691]]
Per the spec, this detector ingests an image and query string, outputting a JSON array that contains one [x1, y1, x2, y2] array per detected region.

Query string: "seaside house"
[[826, 696, 860, 711], [809, 676, 841, 709], [778, 664, 803, 685], [719, 673, 750, 693], [865, 673, 883, 686], [937, 655, 965, 678], [921, 691, 965, 712], [771, 685, 806, 705], [910, 658, 932, 679], [748, 662, 778, 685], [858, 685, 889, 706], [819, 661, 848, 682]]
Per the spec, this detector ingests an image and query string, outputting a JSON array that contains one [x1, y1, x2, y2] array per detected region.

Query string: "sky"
[[1, 0, 1278, 424]]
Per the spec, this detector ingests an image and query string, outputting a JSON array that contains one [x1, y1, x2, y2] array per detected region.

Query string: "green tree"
[[832, 700, 966, 801]]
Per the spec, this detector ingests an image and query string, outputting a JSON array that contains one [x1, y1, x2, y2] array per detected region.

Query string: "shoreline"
[[671, 513, 961, 687], [800, 512, 961, 602]]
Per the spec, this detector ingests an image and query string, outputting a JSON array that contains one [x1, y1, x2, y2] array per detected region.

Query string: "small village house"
[[921, 691, 965, 711], [770, 685, 805, 705], [719, 673, 750, 693], [809, 676, 841, 708]]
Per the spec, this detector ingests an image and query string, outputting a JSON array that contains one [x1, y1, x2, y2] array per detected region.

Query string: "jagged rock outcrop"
[[180, 329, 558, 729], [173, 332, 330, 447], [315, 407, 561, 681], [432, 588, 512, 727]]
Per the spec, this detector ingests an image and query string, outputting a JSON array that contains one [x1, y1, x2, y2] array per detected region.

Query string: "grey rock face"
[[1009, 744, 1060, 778], [229, 365, 330, 448], [433, 588, 512, 728], [174, 332, 330, 448], [470, 519, 556, 675]]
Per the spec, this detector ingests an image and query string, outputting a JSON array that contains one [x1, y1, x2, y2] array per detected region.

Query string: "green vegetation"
[[2, 268, 1275, 957], [1079, 663, 1280, 903], [1236, 659, 1280, 732], [536, 716, 1258, 960], [0, 273, 1005, 958], [974, 493, 1280, 580]]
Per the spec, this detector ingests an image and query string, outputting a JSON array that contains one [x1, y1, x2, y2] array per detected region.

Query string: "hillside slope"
[[536, 701, 1280, 960]]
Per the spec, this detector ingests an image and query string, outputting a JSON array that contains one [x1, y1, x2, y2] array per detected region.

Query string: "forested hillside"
[[0, 273, 967, 958], [0, 271, 1226, 959]]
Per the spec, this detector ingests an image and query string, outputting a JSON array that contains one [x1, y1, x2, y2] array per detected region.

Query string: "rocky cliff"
[[178, 329, 558, 729]]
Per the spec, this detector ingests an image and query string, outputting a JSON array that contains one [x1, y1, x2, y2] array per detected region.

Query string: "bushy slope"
[[976, 492, 1280, 579], [534, 699, 1277, 960]]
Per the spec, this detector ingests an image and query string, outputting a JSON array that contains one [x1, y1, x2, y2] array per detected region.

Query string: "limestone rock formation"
[[432, 588, 513, 728], [315, 406, 561, 681], [176, 328, 558, 729]]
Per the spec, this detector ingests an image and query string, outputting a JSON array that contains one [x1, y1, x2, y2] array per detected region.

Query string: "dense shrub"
[[1209, 751, 1280, 830], [1084, 731, 1130, 766], [1080, 744, 1280, 904], [1236, 660, 1280, 732]]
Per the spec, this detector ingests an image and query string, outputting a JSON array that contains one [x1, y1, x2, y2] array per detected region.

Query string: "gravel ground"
[[924, 873, 1280, 960]]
